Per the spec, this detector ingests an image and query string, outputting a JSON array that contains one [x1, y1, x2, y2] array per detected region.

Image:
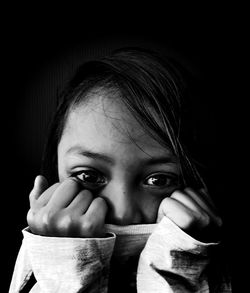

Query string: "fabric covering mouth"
[[104, 223, 157, 258]]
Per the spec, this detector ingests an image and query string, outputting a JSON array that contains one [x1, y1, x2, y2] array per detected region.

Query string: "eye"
[[143, 173, 178, 188], [72, 169, 107, 189]]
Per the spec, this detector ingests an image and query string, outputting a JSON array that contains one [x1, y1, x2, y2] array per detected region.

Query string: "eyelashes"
[[71, 168, 179, 190], [72, 169, 107, 189], [143, 173, 179, 188]]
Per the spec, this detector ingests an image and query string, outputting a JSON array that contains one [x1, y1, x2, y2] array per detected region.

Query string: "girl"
[[9, 47, 231, 292]]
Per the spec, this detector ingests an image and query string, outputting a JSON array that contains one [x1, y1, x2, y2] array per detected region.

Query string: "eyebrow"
[[66, 146, 115, 164], [66, 146, 177, 166]]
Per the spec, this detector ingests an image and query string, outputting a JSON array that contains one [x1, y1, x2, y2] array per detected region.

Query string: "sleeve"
[[136, 217, 232, 293], [9, 228, 116, 293], [9, 236, 33, 293]]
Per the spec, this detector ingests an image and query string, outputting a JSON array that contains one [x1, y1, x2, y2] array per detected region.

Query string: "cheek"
[[57, 148, 69, 182], [137, 194, 163, 223], [58, 174, 66, 182], [57, 162, 67, 182]]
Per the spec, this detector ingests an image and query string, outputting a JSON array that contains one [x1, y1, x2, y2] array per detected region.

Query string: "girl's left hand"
[[157, 187, 223, 242]]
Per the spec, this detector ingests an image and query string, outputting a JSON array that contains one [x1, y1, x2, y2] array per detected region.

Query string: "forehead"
[[60, 94, 172, 158], [69, 96, 145, 139]]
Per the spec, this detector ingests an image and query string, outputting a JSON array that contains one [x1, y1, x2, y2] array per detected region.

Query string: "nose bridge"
[[101, 180, 140, 225]]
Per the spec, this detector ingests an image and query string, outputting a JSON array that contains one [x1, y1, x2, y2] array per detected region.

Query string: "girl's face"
[[58, 94, 181, 225]]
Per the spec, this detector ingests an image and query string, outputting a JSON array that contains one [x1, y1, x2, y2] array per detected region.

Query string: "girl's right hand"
[[27, 175, 108, 238]]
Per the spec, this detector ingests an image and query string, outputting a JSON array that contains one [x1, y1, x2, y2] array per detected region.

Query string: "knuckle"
[[171, 190, 182, 198], [198, 211, 210, 227], [42, 210, 74, 235], [81, 219, 95, 235], [26, 209, 35, 226], [41, 209, 58, 228], [158, 197, 172, 215], [182, 213, 195, 230], [170, 190, 185, 200], [27, 208, 45, 234], [54, 214, 73, 233], [177, 209, 203, 231]]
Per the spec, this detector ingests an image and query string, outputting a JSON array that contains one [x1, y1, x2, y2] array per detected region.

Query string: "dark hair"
[[41, 47, 206, 189]]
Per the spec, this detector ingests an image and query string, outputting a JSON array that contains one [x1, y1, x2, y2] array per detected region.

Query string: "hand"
[[27, 175, 108, 238], [157, 187, 223, 242]]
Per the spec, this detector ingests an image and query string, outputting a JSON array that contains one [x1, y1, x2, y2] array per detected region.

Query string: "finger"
[[66, 189, 93, 215], [171, 190, 202, 213], [29, 176, 58, 209], [185, 187, 214, 211], [30, 184, 60, 209], [47, 178, 81, 210], [157, 197, 195, 231], [199, 188, 217, 210], [185, 187, 222, 226], [29, 175, 48, 202], [84, 197, 108, 221], [39, 183, 61, 205], [80, 197, 108, 235]]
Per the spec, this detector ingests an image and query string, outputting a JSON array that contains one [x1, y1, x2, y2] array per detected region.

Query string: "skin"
[[27, 94, 222, 241]]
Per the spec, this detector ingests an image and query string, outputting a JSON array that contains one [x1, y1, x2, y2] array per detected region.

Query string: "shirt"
[[9, 216, 231, 292]]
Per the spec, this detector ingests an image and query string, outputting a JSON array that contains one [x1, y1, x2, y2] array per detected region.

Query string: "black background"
[[3, 5, 245, 291]]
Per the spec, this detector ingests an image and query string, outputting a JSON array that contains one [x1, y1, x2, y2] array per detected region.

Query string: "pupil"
[[152, 175, 167, 185], [84, 172, 98, 183]]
